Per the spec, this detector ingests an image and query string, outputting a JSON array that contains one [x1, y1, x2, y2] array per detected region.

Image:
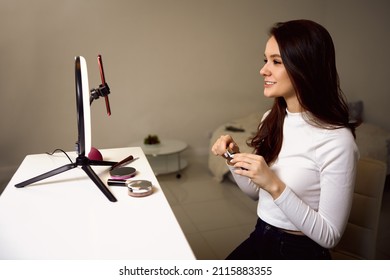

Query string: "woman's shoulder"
[[318, 126, 355, 140], [308, 125, 355, 148], [314, 126, 359, 162]]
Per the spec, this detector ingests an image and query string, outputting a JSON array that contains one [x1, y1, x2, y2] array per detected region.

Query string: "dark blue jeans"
[[226, 218, 331, 260]]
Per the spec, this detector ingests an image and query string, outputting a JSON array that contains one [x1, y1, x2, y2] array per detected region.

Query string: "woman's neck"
[[285, 96, 302, 113]]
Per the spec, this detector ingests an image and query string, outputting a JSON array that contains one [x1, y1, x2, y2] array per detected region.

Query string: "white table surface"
[[0, 147, 195, 260]]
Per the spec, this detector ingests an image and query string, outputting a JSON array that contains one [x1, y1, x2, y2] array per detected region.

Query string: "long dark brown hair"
[[249, 20, 359, 164]]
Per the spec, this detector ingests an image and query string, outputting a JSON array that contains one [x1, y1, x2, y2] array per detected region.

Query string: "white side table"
[[132, 139, 188, 178]]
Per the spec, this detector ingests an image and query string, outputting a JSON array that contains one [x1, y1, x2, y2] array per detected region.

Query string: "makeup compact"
[[109, 155, 138, 179], [109, 167, 137, 180], [107, 179, 153, 197], [127, 180, 153, 197]]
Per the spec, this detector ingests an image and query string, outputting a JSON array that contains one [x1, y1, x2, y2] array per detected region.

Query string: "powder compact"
[[109, 167, 137, 180], [107, 179, 153, 197], [109, 155, 138, 179], [127, 180, 153, 197]]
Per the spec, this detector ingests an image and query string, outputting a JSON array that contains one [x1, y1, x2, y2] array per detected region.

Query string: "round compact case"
[[127, 180, 153, 197], [109, 167, 137, 180]]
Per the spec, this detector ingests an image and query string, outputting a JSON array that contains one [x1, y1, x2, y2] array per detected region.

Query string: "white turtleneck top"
[[228, 110, 359, 248]]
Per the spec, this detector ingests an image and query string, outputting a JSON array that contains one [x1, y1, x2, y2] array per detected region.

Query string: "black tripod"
[[14, 154, 117, 202], [15, 56, 118, 202]]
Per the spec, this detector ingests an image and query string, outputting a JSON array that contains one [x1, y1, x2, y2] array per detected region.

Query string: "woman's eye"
[[263, 58, 282, 65]]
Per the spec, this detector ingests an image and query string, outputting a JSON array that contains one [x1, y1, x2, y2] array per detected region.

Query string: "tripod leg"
[[15, 163, 77, 188], [82, 165, 117, 202]]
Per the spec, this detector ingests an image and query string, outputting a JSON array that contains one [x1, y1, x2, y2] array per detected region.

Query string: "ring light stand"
[[15, 56, 118, 202]]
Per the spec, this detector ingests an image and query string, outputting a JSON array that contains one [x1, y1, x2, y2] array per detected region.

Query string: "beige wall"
[[1, 0, 389, 181]]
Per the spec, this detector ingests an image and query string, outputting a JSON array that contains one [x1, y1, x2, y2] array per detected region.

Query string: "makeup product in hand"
[[107, 179, 153, 197], [224, 148, 235, 161], [224, 147, 247, 170]]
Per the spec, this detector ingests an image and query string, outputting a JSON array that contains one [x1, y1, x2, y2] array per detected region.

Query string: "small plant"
[[144, 134, 160, 145]]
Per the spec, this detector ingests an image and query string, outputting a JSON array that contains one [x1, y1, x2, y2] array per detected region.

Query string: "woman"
[[211, 19, 359, 260]]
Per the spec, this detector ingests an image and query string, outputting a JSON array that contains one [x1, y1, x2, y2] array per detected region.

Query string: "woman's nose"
[[259, 64, 269, 76]]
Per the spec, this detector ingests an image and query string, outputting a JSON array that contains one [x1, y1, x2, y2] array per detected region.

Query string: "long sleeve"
[[227, 111, 359, 249], [273, 127, 359, 248], [228, 165, 260, 200]]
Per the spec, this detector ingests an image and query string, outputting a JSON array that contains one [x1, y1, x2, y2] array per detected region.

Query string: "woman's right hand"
[[211, 135, 240, 158]]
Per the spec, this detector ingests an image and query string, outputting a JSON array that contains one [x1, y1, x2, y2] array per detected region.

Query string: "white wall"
[[324, 0, 390, 128], [1, 0, 389, 182]]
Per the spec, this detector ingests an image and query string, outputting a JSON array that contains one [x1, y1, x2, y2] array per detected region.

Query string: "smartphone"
[[97, 54, 111, 116]]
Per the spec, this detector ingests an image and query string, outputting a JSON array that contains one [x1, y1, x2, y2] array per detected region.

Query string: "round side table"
[[131, 139, 188, 178]]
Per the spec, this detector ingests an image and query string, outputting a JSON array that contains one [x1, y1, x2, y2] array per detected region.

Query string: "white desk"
[[0, 147, 195, 260]]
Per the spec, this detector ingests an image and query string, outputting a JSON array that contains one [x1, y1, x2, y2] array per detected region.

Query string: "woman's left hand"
[[230, 153, 286, 199]]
